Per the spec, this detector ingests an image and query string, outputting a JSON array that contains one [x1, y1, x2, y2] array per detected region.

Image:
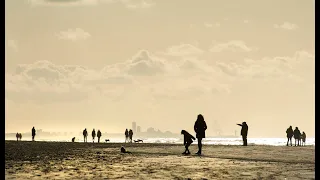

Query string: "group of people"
[[82, 128, 102, 143], [181, 115, 249, 156], [286, 126, 307, 146], [15, 132, 22, 141], [124, 129, 134, 143]]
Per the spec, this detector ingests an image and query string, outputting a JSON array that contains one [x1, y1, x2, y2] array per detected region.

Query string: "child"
[[181, 130, 196, 155]]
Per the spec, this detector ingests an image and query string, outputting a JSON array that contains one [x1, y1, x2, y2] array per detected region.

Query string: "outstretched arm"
[[237, 124, 242, 126]]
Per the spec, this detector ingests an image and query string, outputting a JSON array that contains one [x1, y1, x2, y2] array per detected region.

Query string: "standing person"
[[286, 126, 294, 146], [301, 131, 306, 146], [83, 128, 88, 142], [129, 129, 133, 143], [32, 127, 36, 141], [194, 114, 207, 155], [97, 130, 102, 143], [19, 133, 22, 141], [237, 122, 248, 146], [92, 129, 96, 143], [16, 133, 19, 141], [125, 129, 129, 143], [181, 130, 196, 155], [293, 127, 301, 146]]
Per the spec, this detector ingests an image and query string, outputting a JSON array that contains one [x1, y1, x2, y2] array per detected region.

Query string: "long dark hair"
[[197, 114, 204, 121]]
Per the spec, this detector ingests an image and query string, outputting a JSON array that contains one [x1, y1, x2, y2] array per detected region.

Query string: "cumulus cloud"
[[209, 40, 257, 52], [204, 22, 213, 28], [7, 39, 18, 52], [274, 22, 298, 30], [27, 0, 155, 9], [214, 50, 314, 82], [163, 44, 204, 57], [56, 28, 91, 41]]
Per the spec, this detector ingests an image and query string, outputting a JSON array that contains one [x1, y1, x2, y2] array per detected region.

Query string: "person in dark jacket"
[[19, 133, 22, 141], [83, 128, 88, 142], [286, 126, 294, 146], [181, 130, 196, 155], [16, 133, 19, 141], [194, 114, 207, 155], [301, 131, 306, 146], [125, 129, 129, 143], [237, 122, 248, 146], [97, 130, 102, 143], [129, 129, 133, 143], [32, 127, 36, 141], [293, 127, 301, 146], [92, 129, 96, 143]]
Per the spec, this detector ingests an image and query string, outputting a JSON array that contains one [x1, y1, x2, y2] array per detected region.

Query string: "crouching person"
[[181, 130, 196, 155]]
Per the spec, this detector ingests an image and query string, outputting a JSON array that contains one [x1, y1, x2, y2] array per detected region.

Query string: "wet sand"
[[5, 141, 315, 179]]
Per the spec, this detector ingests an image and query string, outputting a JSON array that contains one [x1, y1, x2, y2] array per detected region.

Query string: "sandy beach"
[[5, 141, 315, 180]]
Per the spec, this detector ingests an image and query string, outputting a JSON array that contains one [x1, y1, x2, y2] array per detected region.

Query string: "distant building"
[[137, 126, 141, 133], [132, 122, 137, 133]]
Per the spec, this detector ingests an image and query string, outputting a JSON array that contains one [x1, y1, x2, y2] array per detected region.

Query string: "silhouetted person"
[[32, 127, 36, 141], [92, 129, 96, 143], [16, 133, 19, 141], [129, 129, 133, 143], [293, 127, 301, 146], [194, 114, 207, 155], [181, 130, 196, 155], [83, 128, 88, 142], [72, 137, 75, 142], [125, 129, 129, 143], [301, 131, 306, 146], [19, 133, 22, 141], [237, 122, 248, 146], [97, 130, 102, 143], [286, 126, 294, 146]]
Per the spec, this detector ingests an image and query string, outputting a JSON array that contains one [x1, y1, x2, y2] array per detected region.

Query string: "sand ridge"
[[5, 141, 315, 179]]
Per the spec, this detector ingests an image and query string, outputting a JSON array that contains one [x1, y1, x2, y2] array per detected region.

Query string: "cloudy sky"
[[5, 0, 314, 137]]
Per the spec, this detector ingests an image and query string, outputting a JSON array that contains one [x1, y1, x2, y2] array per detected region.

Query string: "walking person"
[[286, 126, 294, 146], [194, 114, 207, 155], [32, 127, 36, 141], [83, 128, 88, 142], [237, 122, 248, 146], [92, 129, 96, 143], [293, 127, 301, 146], [97, 130, 102, 143], [16, 133, 19, 141], [125, 129, 129, 143], [129, 129, 133, 143]]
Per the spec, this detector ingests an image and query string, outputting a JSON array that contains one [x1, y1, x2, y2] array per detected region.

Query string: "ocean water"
[[6, 137, 315, 146]]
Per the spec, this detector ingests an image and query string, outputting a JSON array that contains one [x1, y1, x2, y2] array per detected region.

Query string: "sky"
[[5, 0, 315, 137]]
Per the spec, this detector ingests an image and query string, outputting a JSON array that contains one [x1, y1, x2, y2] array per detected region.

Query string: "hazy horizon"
[[5, 0, 315, 138]]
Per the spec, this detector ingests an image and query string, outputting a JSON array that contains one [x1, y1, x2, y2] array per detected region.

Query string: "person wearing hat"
[[237, 122, 248, 146]]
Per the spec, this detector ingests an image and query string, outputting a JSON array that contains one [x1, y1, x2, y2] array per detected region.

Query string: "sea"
[[5, 137, 315, 146]]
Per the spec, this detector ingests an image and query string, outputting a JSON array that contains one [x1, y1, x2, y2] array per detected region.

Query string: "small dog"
[[105, 139, 110, 142], [72, 137, 75, 142], [134, 139, 143, 143]]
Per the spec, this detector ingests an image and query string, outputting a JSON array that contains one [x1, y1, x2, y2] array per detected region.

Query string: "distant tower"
[[137, 126, 141, 133], [132, 122, 137, 133]]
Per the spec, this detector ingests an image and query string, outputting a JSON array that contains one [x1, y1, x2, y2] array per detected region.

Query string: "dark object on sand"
[[194, 114, 207, 155], [181, 130, 196, 155], [72, 137, 75, 142], [237, 122, 248, 146], [121, 146, 131, 153], [134, 139, 143, 143], [105, 139, 110, 142]]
